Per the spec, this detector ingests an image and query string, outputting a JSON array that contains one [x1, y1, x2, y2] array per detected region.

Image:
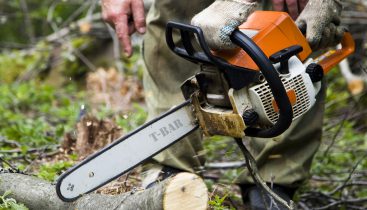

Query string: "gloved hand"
[[191, 0, 257, 50], [102, 0, 146, 57], [296, 0, 345, 50]]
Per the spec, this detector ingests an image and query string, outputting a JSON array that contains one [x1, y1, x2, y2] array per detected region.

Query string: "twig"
[[46, 0, 98, 71], [313, 197, 367, 210], [234, 138, 294, 210], [297, 201, 311, 210], [0, 157, 17, 171], [15, 52, 49, 82], [70, 45, 97, 71], [45, 13, 102, 42], [205, 161, 246, 170], [0, 145, 59, 154], [346, 204, 367, 210], [23, 146, 61, 174], [86, 0, 99, 20], [327, 152, 367, 196], [312, 175, 367, 184], [123, 171, 132, 193], [0, 42, 35, 49], [19, 0, 35, 44], [59, 1, 93, 29], [322, 103, 355, 159], [0, 137, 21, 148]]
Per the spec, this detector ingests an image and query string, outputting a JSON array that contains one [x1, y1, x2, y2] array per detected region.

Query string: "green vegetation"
[[37, 161, 74, 182], [0, 81, 84, 150], [209, 194, 235, 210], [0, 0, 366, 209], [0, 191, 28, 210]]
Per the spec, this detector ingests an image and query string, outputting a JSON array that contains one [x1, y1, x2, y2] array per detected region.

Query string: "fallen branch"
[[0, 172, 208, 210], [0, 145, 59, 154], [205, 161, 246, 170]]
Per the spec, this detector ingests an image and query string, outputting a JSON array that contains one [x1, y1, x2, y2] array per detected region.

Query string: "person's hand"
[[296, 0, 345, 50], [191, 0, 257, 50], [102, 0, 146, 57], [271, 0, 308, 20]]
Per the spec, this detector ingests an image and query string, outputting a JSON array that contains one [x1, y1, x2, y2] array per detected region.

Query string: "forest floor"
[[1, 62, 366, 209], [1, 1, 367, 208]]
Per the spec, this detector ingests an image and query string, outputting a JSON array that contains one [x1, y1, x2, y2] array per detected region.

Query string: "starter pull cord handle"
[[230, 30, 293, 138], [313, 32, 355, 74]]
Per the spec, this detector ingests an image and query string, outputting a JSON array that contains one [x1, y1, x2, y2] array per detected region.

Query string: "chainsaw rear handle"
[[166, 22, 293, 138], [316, 32, 355, 74]]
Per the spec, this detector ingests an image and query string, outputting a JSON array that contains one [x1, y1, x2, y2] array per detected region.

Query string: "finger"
[[101, 0, 123, 23], [298, 0, 308, 12], [334, 26, 346, 46], [285, 0, 299, 20], [326, 23, 336, 47], [128, 21, 136, 35], [115, 15, 133, 57], [131, 0, 146, 34], [319, 27, 331, 49], [331, 16, 341, 26], [272, 0, 285, 12], [296, 19, 307, 35], [306, 21, 323, 50]]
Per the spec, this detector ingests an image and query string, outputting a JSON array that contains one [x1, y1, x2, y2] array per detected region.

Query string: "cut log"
[[0, 172, 208, 210]]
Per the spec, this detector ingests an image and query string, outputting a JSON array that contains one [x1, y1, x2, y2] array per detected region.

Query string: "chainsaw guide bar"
[[56, 100, 198, 201]]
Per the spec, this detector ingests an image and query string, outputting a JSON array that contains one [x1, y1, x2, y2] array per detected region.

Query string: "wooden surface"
[[164, 172, 208, 210]]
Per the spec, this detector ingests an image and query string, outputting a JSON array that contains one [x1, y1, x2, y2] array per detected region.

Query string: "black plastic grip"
[[166, 22, 213, 64], [230, 30, 293, 138]]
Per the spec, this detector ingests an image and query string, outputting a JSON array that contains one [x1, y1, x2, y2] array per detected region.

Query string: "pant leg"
[[143, 0, 213, 172], [236, 82, 326, 187]]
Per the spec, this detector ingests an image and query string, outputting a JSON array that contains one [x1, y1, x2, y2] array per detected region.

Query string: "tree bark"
[[0, 172, 208, 210]]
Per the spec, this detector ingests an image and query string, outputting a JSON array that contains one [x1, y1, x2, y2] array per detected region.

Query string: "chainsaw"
[[56, 11, 355, 201]]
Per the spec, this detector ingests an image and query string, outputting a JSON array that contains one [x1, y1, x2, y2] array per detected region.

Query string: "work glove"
[[296, 0, 345, 50], [191, 0, 257, 50]]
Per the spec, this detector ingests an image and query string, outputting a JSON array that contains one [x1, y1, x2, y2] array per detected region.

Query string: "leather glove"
[[191, 0, 257, 50], [296, 0, 345, 50]]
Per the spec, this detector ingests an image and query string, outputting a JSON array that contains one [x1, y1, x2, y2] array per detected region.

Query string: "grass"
[[0, 81, 85, 150], [0, 191, 28, 210], [0, 42, 366, 209]]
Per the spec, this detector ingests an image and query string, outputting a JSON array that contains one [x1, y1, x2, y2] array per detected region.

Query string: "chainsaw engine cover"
[[246, 56, 317, 125], [214, 11, 312, 70]]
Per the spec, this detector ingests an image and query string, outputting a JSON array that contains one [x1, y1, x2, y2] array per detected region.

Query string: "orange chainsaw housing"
[[214, 11, 312, 71]]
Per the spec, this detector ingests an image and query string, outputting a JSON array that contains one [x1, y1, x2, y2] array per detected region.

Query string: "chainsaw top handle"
[[165, 21, 293, 138]]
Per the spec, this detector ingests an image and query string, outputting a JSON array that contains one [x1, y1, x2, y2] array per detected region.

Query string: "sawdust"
[[96, 168, 143, 195]]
